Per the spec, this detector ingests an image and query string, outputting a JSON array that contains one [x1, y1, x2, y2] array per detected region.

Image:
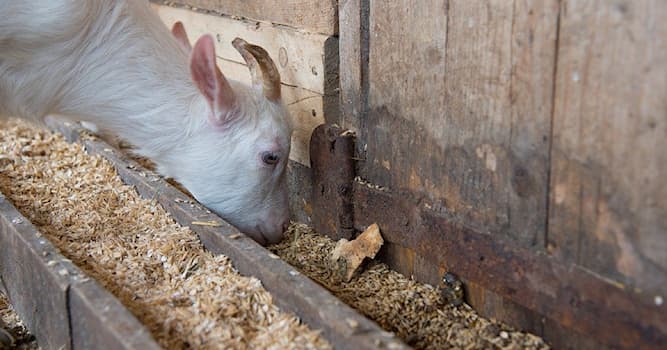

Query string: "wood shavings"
[[0, 119, 330, 350], [331, 223, 383, 282], [270, 223, 550, 350]]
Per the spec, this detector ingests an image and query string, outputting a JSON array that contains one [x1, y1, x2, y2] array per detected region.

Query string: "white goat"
[[0, 0, 292, 245]]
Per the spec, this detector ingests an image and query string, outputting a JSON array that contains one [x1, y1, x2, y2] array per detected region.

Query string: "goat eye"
[[261, 151, 279, 165]]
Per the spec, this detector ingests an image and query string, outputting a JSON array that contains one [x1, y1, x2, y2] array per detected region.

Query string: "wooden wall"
[[341, 0, 666, 348], [152, 1, 666, 348]]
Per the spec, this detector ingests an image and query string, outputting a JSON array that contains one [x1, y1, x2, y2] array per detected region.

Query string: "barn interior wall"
[[153, 1, 666, 348], [340, 0, 666, 348]]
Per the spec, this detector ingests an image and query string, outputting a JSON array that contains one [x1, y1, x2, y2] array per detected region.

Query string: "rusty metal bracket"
[[309, 124, 356, 240]]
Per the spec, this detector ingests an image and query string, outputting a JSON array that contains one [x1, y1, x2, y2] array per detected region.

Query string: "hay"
[[270, 224, 550, 350], [0, 119, 329, 350]]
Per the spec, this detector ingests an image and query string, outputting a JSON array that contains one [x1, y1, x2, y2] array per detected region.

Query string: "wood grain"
[[339, 0, 364, 130], [549, 0, 667, 294], [170, 0, 338, 35], [365, 0, 557, 246], [353, 183, 667, 349]]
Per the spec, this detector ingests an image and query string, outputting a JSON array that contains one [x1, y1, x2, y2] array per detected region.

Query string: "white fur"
[[0, 0, 292, 244]]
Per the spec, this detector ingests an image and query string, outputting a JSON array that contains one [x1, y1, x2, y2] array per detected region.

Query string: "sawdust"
[[270, 224, 550, 350], [0, 119, 329, 350]]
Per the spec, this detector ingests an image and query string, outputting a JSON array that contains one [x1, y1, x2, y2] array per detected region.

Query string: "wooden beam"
[[339, 0, 365, 130], [165, 0, 338, 35]]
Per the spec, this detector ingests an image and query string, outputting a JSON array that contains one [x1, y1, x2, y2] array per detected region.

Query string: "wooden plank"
[[339, 0, 364, 130], [0, 193, 160, 350], [168, 0, 338, 35], [353, 182, 667, 349], [0, 194, 72, 349], [549, 0, 667, 294], [69, 280, 162, 350], [52, 121, 410, 350], [152, 3, 337, 95], [508, 0, 560, 246], [364, 0, 557, 246], [465, 280, 545, 339]]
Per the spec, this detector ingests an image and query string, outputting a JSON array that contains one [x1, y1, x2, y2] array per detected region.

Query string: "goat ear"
[[190, 35, 237, 126], [171, 21, 192, 53]]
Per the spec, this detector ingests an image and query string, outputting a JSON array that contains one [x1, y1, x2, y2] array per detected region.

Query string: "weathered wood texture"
[[339, 0, 667, 348], [364, 0, 557, 247], [339, 0, 366, 131], [353, 183, 667, 349], [310, 124, 356, 239], [69, 281, 162, 350], [151, 3, 339, 166], [287, 160, 315, 225], [168, 0, 338, 35], [0, 193, 160, 350], [0, 195, 71, 349], [52, 121, 409, 350], [549, 0, 667, 296]]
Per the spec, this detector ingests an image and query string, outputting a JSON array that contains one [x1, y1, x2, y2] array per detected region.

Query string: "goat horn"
[[232, 38, 281, 101]]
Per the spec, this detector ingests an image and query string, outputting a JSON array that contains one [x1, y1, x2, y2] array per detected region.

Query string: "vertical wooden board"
[[508, 0, 560, 246], [339, 0, 364, 130], [365, 0, 556, 246], [0, 196, 71, 350], [549, 0, 667, 294], [171, 0, 338, 35]]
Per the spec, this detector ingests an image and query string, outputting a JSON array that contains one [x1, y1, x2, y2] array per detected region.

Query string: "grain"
[[0, 119, 329, 350], [270, 224, 550, 350]]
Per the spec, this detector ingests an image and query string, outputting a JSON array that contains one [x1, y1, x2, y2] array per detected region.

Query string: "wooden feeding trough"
[[1, 1, 666, 349], [0, 119, 408, 349]]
